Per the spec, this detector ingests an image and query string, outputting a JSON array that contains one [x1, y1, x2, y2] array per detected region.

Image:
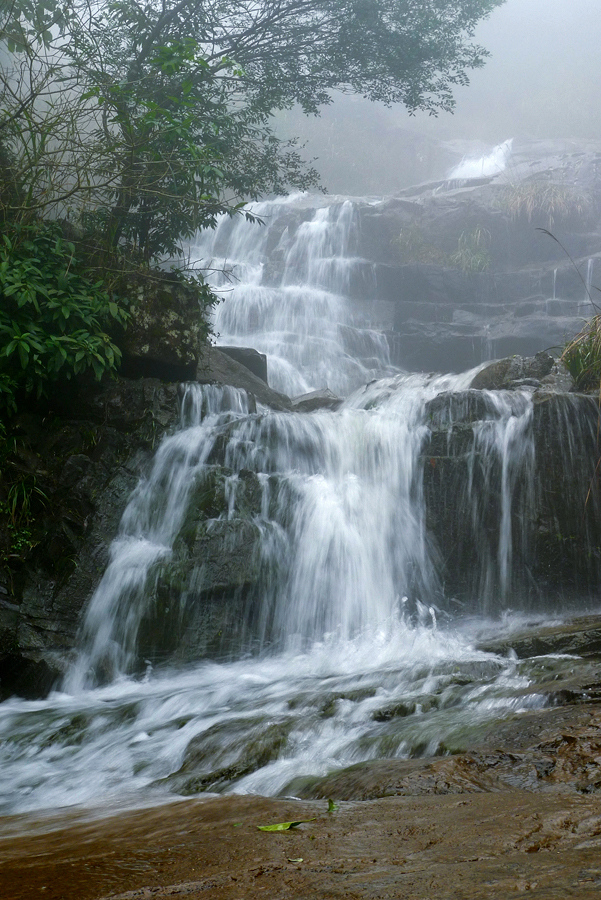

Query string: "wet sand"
[[2, 786, 601, 900]]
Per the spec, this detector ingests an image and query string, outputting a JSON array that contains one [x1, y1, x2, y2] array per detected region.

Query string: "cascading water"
[[0, 196, 591, 820], [447, 139, 513, 180], [192, 197, 392, 396]]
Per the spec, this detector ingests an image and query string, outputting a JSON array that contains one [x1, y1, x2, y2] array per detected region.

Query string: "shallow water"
[[0, 613, 576, 817]]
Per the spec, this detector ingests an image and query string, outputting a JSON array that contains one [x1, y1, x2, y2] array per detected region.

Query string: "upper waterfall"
[[191, 198, 393, 397]]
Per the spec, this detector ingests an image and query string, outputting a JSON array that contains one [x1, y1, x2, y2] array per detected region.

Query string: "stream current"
[[0, 196, 588, 821]]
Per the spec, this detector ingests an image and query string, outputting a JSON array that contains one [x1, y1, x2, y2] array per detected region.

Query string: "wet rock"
[[197, 346, 291, 411], [476, 615, 601, 659], [540, 358, 576, 392], [0, 653, 57, 701], [290, 388, 342, 412], [421, 389, 601, 609], [162, 718, 293, 794], [134, 467, 281, 665], [469, 351, 555, 391], [294, 704, 601, 803], [291, 757, 504, 801], [218, 347, 268, 384]]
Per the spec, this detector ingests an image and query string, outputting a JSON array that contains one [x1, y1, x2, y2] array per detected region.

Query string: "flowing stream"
[[0, 196, 588, 821]]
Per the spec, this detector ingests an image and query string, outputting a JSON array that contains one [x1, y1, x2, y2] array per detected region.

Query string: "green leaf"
[[18, 343, 30, 368], [257, 819, 315, 832], [327, 799, 339, 813]]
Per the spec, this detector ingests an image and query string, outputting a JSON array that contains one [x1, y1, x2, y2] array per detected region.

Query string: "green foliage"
[[0, 221, 128, 412], [561, 315, 601, 392], [0, 427, 46, 563], [449, 226, 491, 273], [497, 182, 592, 229], [1, 0, 504, 263], [396, 223, 491, 272], [396, 223, 449, 266]]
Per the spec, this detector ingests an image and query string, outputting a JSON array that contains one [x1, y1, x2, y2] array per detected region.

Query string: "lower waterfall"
[[0, 197, 597, 819]]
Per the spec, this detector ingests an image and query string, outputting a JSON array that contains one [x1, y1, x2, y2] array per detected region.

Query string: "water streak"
[[448, 139, 513, 180]]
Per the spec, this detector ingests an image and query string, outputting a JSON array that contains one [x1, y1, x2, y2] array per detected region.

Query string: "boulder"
[[290, 389, 342, 412], [218, 347, 268, 383], [197, 345, 291, 411], [469, 351, 555, 390]]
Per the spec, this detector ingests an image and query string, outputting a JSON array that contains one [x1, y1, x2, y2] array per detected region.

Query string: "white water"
[[0, 197, 568, 821], [448, 139, 513, 180], [190, 197, 392, 396]]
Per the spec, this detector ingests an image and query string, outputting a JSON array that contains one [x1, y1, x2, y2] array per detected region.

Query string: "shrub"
[[449, 226, 491, 273], [497, 181, 592, 229], [561, 315, 601, 392], [0, 221, 128, 413], [396, 223, 491, 272]]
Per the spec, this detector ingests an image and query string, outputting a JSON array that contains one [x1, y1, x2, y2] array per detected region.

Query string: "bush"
[[561, 315, 601, 391], [396, 223, 491, 273], [0, 221, 128, 413], [497, 181, 592, 229], [449, 226, 491, 273]]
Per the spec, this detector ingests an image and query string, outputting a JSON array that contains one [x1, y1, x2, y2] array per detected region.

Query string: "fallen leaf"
[[257, 819, 315, 832]]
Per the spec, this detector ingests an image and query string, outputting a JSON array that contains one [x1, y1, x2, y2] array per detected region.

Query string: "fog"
[[279, 0, 601, 194]]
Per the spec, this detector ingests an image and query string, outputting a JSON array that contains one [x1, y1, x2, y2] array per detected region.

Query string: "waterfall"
[[447, 139, 513, 180], [0, 196, 590, 818], [64, 385, 254, 691], [190, 197, 391, 397]]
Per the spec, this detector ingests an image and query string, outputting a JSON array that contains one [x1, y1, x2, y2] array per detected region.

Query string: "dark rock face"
[[0, 377, 181, 698], [117, 274, 204, 381], [422, 386, 601, 611], [218, 347, 268, 384]]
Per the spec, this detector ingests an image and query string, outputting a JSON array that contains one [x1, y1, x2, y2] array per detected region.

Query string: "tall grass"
[[562, 316, 601, 392], [498, 181, 591, 228]]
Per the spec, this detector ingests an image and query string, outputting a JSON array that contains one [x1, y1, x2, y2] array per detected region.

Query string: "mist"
[[278, 0, 601, 194]]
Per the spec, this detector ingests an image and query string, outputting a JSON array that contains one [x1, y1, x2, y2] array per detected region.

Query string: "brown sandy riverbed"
[[2, 784, 601, 899]]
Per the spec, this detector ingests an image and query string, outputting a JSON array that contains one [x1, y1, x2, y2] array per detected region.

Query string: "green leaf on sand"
[[327, 799, 339, 813], [257, 819, 315, 832]]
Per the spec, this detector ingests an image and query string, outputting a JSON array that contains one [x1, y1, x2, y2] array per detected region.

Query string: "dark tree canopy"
[[0, 0, 505, 261], [98, 0, 505, 114]]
